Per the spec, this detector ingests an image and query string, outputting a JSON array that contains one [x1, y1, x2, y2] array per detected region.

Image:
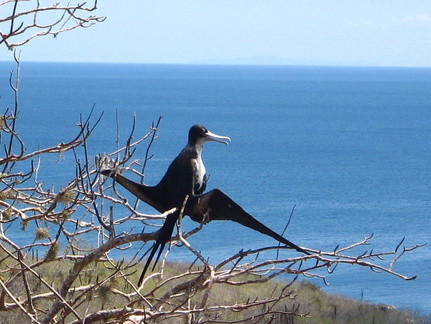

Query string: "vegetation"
[[1, 257, 428, 324], [0, 3, 427, 323]]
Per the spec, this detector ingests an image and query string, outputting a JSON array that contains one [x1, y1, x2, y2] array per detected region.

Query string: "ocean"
[[0, 62, 430, 315]]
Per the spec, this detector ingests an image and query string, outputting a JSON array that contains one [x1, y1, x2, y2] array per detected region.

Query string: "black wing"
[[101, 169, 167, 213], [186, 189, 310, 255]]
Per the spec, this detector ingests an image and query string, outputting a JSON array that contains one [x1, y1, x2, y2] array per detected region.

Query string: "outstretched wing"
[[186, 189, 310, 255], [101, 169, 167, 213]]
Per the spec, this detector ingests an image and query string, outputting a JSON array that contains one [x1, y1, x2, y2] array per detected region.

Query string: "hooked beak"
[[205, 131, 231, 146]]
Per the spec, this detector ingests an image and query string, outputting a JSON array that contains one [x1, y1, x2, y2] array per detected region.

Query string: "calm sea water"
[[1, 62, 430, 315]]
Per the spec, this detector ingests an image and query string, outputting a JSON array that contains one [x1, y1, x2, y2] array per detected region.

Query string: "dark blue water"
[[1, 62, 430, 314]]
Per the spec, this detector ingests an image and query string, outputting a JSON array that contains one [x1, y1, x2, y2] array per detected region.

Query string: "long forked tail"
[[138, 214, 178, 286], [138, 241, 166, 286]]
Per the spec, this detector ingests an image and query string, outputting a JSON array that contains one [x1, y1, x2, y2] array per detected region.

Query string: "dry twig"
[[0, 59, 423, 324]]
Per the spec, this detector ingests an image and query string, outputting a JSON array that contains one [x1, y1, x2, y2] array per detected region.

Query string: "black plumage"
[[101, 124, 309, 285]]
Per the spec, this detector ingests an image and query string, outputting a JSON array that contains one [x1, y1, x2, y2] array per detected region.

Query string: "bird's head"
[[188, 124, 231, 147]]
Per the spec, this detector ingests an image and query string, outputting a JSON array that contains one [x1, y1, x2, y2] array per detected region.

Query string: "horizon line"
[[1, 60, 431, 69]]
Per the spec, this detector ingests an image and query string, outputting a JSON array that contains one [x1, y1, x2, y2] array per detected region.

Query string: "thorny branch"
[[0, 62, 425, 323]]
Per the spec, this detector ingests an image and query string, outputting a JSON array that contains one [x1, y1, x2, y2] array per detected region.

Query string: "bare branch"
[[0, 60, 423, 323], [1, 0, 105, 50]]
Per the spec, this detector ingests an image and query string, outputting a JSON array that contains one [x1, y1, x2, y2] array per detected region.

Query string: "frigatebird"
[[101, 124, 309, 285]]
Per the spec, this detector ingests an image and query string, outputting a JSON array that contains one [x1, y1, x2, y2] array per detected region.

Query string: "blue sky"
[[1, 1, 431, 66]]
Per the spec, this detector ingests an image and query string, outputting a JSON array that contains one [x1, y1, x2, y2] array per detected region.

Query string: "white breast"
[[191, 156, 206, 193], [196, 155, 206, 185]]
